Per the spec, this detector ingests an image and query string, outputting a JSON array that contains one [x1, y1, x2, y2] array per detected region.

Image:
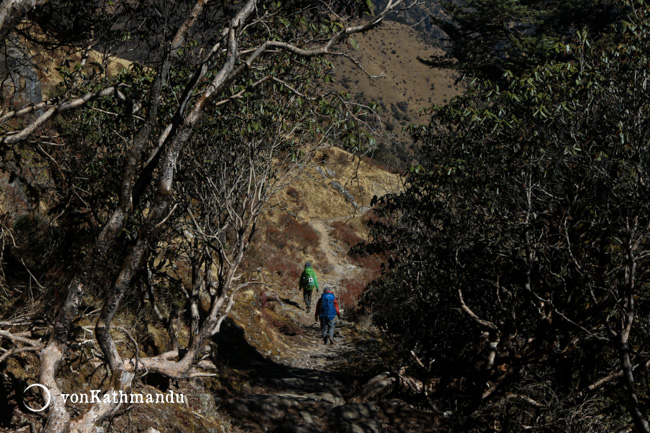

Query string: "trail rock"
[[330, 181, 357, 208], [354, 372, 397, 401], [278, 421, 325, 433], [198, 393, 219, 419], [328, 403, 382, 433], [224, 393, 332, 431]]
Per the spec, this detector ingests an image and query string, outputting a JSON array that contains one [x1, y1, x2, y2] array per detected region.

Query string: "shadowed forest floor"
[[213, 309, 442, 433]]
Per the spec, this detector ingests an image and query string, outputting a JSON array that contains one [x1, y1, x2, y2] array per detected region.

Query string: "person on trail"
[[298, 262, 319, 312], [315, 288, 340, 345]]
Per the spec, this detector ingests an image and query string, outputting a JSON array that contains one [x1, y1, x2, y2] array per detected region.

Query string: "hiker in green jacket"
[[298, 262, 319, 312]]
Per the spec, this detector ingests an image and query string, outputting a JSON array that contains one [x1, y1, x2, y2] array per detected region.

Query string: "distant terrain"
[[327, 19, 459, 168]]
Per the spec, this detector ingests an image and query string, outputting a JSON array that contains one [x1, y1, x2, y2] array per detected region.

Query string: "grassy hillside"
[[327, 20, 460, 168], [233, 146, 402, 359]]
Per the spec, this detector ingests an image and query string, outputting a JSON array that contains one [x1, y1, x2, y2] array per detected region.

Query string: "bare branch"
[[1, 86, 125, 145], [0, 329, 42, 346], [458, 288, 498, 331], [0, 344, 43, 364]]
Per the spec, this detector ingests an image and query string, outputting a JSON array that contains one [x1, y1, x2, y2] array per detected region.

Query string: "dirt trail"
[[271, 216, 364, 372], [311, 218, 361, 287], [217, 217, 381, 432], [216, 216, 440, 433]]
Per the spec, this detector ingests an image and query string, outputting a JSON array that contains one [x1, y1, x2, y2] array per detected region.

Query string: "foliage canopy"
[[427, 0, 622, 81], [363, 1, 650, 430]]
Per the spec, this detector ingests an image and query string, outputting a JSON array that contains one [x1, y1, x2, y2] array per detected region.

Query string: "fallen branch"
[[587, 370, 624, 392], [458, 288, 498, 331], [504, 392, 545, 408], [0, 329, 41, 346], [0, 344, 44, 364]]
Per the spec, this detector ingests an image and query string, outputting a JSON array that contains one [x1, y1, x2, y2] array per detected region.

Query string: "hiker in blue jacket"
[[315, 287, 341, 345]]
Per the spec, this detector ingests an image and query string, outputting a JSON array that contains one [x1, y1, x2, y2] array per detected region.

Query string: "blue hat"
[[305, 262, 312, 267]]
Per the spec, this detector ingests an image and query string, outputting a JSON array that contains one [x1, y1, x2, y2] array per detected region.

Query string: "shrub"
[[349, 251, 383, 278], [278, 214, 320, 252], [266, 224, 287, 249], [266, 247, 301, 289], [339, 278, 366, 314], [331, 221, 363, 248], [286, 186, 300, 201]]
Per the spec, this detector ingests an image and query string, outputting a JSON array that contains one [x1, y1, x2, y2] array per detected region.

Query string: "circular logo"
[[24, 383, 51, 412]]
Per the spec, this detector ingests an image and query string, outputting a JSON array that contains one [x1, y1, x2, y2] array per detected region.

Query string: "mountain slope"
[[233, 146, 401, 357], [327, 20, 460, 166]]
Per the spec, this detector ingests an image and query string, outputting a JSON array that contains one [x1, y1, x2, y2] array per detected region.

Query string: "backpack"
[[300, 269, 317, 290], [319, 292, 337, 320]]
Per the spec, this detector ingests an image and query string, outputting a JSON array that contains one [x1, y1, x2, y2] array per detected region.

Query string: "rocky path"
[[277, 217, 363, 369], [310, 217, 361, 288], [218, 313, 386, 433], [216, 217, 440, 433]]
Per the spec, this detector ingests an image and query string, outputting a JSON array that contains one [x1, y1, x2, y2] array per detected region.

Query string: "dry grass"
[[326, 21, 461, 165], [331, 220, 364, 248], [258, 289, 304, 336], [278, 214, 320, 253], [339, 278, 366, 312]]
